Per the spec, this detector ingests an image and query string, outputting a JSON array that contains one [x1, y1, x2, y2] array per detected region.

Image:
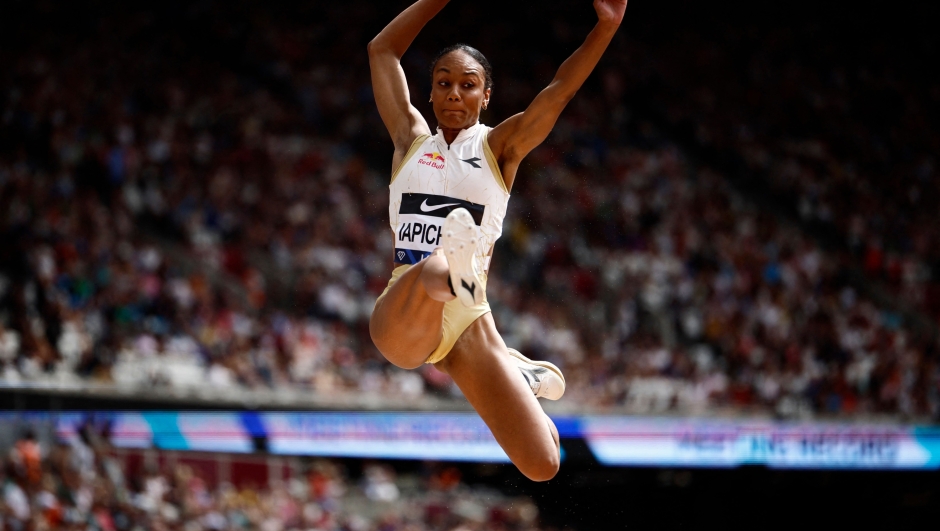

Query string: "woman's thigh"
[[370, 259, 446, 369], [435, 314, 560, 481]]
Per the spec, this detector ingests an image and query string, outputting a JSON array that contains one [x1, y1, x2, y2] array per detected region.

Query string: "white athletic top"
[[388, 122, 510, 269]]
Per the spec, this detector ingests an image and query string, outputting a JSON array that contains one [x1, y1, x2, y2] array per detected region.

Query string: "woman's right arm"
[[368, 0, 448, 155]]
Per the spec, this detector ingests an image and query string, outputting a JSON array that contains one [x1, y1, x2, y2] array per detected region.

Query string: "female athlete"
[[368, 0, 627, 481]]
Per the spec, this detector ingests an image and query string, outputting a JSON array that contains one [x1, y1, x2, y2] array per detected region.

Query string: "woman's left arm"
[[487, 0, 627, 189]]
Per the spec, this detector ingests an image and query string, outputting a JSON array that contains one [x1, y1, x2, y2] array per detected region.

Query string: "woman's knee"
[[519, 418, 560, 481], [520, 451, 560, 482], [368, 313, 386, 351], [369, 316, 429, 370]]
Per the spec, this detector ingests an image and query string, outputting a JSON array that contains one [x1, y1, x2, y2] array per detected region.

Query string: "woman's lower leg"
[[435, 315, 560, 482]]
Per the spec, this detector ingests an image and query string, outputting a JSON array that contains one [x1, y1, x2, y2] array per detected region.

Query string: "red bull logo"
[[418, 151, 446, 169]]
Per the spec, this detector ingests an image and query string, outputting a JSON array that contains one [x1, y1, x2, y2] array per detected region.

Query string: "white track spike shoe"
[[442, 207, 485, 307], [507, 348, 566, 400]]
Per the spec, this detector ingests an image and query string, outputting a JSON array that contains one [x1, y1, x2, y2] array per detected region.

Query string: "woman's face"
[[430, 50, 491, 130]]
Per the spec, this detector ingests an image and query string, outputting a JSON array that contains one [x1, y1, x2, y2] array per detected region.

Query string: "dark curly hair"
[[429, 44, 494, 91]]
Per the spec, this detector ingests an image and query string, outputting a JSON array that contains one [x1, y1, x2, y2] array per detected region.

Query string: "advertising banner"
[[581, 417, 940, 469], [261, 412, 511, 462], [54, 412, 255, 453], [43, 412, 940, 469], [51, 411, 511, 462]]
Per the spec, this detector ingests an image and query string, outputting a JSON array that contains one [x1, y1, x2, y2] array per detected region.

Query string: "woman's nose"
[[447, 87, 460, 101]]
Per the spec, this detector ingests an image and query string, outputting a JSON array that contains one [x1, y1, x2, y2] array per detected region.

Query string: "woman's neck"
[[439, 126, 463, 145], [438, 121, 480, 146]]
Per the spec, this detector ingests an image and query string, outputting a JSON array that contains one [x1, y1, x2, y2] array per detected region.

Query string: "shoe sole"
[[507, 348, 566, 400], [442, 208, 484, 307]]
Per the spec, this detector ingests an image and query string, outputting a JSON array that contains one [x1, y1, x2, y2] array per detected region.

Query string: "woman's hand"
[[593, 0, 627, 26]]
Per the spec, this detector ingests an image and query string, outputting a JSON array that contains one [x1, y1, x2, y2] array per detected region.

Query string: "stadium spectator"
[[1, 0, 938, 419], [0, 429, 553, 531]]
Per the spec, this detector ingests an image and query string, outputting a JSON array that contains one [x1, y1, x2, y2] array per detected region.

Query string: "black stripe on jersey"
[[399, 193, 484, 225]]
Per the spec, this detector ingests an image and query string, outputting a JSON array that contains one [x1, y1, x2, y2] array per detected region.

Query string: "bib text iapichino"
[[393, 193, 485, 265]]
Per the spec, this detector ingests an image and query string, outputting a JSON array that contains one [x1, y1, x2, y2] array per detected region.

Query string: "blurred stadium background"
[[1, 0, 938, 528]]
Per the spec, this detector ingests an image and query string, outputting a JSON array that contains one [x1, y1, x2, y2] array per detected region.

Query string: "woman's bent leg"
[[370, 250, 456, 369], [435, 314, 560, 482]]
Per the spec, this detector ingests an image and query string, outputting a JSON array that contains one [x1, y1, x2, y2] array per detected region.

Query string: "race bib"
[[394, 193, 485, 264]]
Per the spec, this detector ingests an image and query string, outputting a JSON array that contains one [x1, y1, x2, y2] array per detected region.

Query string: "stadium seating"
[[0, 429, 549, 530], [0, 0, 936, 420]]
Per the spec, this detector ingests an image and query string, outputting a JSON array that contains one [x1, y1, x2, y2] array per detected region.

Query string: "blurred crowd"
[[492, 147, 937, 418], [0, 1, 938, 418], [640, 12, 940, 319], [1, 428, 553, 531]]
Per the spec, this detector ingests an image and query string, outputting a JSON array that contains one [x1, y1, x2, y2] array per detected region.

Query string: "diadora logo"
[[418, 151, 446, 169]]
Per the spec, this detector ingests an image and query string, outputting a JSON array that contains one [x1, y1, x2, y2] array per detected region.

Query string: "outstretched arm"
[[368, 0, 449, 156], [487, 0, 628, 190]]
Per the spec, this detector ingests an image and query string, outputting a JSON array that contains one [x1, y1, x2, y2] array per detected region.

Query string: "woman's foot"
[[441, 208, 485, 307], [507, 348, 566, 400]]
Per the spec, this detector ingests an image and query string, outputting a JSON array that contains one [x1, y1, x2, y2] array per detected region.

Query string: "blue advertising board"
[[36, 412, 940, 469], [579, 416, 940, 469]]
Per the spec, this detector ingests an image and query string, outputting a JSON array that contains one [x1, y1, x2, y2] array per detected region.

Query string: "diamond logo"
[[397, 251, 405, 260]]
